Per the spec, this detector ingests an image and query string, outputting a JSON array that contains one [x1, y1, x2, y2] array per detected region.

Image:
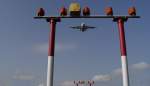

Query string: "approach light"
[[37, 8, 45, 16], [128, 7, 136, 16], [60, 6, 67, 16], [104, 7, 113, 16], [83, 6, 90, 16], [69, 2, 81, 16]]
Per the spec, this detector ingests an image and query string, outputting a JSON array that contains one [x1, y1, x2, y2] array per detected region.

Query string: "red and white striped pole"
[[115, 17, 129, 86], [47, 18, 60, 86]]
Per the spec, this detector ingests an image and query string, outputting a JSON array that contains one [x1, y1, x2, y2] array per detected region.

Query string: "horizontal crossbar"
[[34, 15, 140, 19]]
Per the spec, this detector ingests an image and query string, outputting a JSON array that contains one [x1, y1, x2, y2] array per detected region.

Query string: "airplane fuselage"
[[80, 23, 87, 32]]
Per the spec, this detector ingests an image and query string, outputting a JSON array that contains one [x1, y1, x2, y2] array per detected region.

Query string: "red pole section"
[[48, 19, 56, 56], [117, 18, 127, 56]]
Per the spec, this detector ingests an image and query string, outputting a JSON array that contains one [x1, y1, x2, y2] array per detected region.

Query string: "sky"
[[0, 0, 150, 86]]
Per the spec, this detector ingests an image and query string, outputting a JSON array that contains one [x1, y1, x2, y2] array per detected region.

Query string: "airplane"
[[70, 23, 96, 32]]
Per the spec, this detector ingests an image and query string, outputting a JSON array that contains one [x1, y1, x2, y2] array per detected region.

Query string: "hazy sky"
[[0, 0, 150, 86]]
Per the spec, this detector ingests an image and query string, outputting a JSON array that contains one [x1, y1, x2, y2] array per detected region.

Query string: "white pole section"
[[47, 56, 54, 86]]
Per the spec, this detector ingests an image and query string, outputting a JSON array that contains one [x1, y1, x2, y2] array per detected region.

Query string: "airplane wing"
[[86, 26, 96, 29], [70, 26, 81, 29]]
